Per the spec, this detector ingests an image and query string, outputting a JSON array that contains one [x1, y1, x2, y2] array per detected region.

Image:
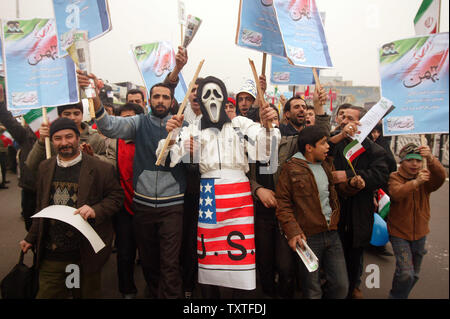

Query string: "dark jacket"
[[330, 137, 390, 248], [275, 156, 341, 238], [387, 157, 446, 241], [25, 153, 124, 274], [0, 101, 37, 191]]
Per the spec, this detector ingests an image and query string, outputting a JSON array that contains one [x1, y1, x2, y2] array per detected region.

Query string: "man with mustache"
[[78, 67, 187, 298], [279, 95, 308, 136], [25, 102, 107, 171], [20, 117, 123, 299]]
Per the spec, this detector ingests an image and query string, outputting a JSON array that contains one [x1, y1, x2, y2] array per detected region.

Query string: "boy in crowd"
[[387, 143, 446, 299], [276, 125, 365, 299]]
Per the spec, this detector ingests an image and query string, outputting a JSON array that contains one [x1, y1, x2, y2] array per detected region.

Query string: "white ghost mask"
[[201, 82, 224, 123]]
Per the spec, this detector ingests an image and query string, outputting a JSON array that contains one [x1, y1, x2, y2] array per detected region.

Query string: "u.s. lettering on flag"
[[197, 178, 256, 290]]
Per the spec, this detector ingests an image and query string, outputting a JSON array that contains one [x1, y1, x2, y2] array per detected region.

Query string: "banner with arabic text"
[[271, 55, 317, 85], [380, 33, 449, 135], [235, 0, 286, 57], [1, 18, 79, 110], [52, 0, 112, 55], [132, 41, 187, 103], [273, 0, 332, 68]]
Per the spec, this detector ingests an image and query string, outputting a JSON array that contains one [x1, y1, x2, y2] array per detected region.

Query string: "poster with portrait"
[[1, 18, 79, 110], [235, 0, 286, 57], [380, 33, 449, 135], [52, 0, 112, 55], [132, 41, 187, 103], [273, 0, 332, 68]]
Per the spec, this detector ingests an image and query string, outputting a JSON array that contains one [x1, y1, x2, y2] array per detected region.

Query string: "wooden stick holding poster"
[[312, 68, 321, 88], [420, 135, 428, 168], [249, 58, 272, 129], [155, 59, 205, 166], [41, 107, 52, 159], [261, 52, 267, 76]]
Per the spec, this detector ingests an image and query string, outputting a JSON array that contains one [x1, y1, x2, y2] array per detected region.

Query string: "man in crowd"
[[127, 89, 147, 113], [235, 75, 266, 117], [20, 117, 123, 298], [25, 102, 107, 172], [279, 96, 308, 136], [329, 105, 389, 299], [77, 44, 187, 298]]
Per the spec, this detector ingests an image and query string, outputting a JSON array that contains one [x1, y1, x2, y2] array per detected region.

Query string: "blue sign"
[[236, 0, 286, 57], [271, 55, 317, 85], [273, 0, 332, 68], [2, 19, 79, 110], [52, 0, 111, 54]]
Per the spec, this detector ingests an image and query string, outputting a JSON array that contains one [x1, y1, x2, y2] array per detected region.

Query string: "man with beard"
[[279, 96, 307, 136], [80, 73, 187, 298], [20, 117, 123, 299]]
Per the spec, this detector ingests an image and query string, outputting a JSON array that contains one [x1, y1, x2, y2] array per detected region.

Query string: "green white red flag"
[[343, 139, 365, 163], [414, 0, 440, 35], [23, 107, 58, 137], [377, 189, 391, 219]]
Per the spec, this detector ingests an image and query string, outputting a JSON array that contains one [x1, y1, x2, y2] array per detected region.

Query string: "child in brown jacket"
[[275, 125, 365, 299], [387, 143, 446, 298]]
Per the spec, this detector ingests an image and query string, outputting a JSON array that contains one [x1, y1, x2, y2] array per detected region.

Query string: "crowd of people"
[[0, 46, 446, 300]]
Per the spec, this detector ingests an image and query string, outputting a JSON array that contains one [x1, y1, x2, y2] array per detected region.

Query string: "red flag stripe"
[[216, 206, 254, 222], [349, 147, 366, 162], [214, 182, 251, 195], [215, 195, 253, 209]]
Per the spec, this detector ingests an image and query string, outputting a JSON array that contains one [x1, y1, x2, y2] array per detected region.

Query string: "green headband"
[[402, 153, 423, 161]]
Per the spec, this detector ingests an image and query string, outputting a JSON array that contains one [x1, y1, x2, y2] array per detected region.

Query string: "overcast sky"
[[1, 0, 449, 93]]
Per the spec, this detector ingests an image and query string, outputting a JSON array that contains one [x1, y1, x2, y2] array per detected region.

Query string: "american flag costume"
[[197, 169, 256, 290]]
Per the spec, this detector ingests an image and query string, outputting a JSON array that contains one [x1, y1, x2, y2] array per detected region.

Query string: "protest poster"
[[1, 18, 79, 111], [271, 55, 317, 85], [235, 0, 286, 57], [380, 33, 449, 136], [273, 0, 332, 68], [52, 0, 112, 55], [132, 41, 187, 103]]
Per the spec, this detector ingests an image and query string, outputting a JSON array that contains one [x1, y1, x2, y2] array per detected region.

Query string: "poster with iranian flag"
[[414, 0, 441, 35], [380, 33, 449, 136], [1, 18, 79, 111], [131, 41, 187, 103]]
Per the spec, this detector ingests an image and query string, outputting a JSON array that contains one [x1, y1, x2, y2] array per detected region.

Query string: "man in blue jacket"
[[77, 65, 187, 298]]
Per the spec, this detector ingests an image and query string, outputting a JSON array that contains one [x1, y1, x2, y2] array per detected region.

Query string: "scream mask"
[[198, 76, 231, 130]]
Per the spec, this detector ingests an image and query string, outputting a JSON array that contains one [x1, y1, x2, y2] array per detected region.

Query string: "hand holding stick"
[[249, 58, 272, 129]]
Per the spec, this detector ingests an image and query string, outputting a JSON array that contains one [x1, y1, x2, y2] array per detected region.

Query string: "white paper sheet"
[[32, 205, 106, 253], [354, 97, 394, 143]]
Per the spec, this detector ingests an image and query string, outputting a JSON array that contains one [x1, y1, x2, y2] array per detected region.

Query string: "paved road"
[[0, 172, 448, 299]]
